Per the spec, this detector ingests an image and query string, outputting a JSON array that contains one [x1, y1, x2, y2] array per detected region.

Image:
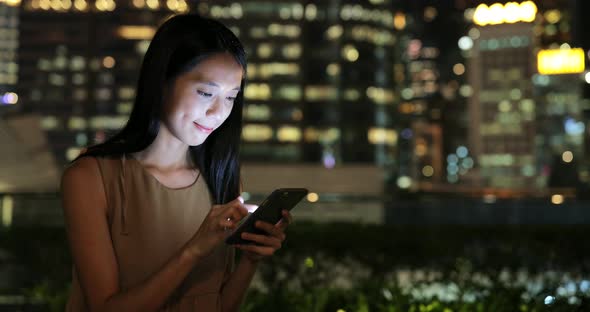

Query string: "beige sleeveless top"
[[66, 155, 234, 311]]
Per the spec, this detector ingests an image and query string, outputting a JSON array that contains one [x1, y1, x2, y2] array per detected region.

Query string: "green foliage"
[[2, 224, 590, 311]]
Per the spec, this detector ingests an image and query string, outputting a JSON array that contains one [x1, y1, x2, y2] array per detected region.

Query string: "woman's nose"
[[206, 97, 225, 120]]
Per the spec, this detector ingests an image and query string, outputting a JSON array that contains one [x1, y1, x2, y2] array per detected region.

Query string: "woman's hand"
[[234, 210, 294, 262], [186, 196, 249, 260]]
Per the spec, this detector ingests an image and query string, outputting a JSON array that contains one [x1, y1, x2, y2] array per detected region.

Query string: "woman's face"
[[162, 52, 243, 146]]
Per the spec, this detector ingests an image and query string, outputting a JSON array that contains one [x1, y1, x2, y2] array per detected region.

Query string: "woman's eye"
[[226, 96, 237, 102], [197, 90, 212, 97]]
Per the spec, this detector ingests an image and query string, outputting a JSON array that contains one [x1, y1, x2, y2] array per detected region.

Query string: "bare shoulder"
[[61, 156, 107, 214]]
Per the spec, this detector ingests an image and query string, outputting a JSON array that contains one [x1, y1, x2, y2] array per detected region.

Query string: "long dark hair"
[[78, 14, 247, 205]]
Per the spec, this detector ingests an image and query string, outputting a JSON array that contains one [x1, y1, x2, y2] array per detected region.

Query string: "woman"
[[61, 14, 292, 311]]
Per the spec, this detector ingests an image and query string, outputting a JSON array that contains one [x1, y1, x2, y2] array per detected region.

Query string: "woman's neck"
[[131, 125, 194, 171]]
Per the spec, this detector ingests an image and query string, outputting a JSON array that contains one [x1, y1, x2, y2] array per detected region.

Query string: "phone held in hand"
[[225, 188, 308, 245]]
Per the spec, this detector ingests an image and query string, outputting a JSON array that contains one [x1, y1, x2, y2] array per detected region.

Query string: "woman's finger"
[[235, 244, 276, 256], [276, 210, 293, 230], [241, 232, 282, 248], [220, 202, 249, 221], [255, 221, 286, 240]]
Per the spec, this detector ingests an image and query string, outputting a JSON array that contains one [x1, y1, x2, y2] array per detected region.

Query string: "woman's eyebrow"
[[197, 81, 240, 91]]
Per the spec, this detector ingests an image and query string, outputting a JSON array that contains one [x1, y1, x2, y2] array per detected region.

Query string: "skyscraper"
[[16, 0, 190, 165], [0, 0, 20, 110], [467, 1, 538, 189], [197, 1, 398, 168]]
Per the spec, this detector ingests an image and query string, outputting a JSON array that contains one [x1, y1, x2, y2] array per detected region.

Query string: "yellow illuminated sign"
[[537, 48, 585, 75], [117, 26, 156, 40], [473, 1, 537, 26]]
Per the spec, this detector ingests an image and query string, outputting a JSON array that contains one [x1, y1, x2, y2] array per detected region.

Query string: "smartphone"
[[225, 188, 308, 245]]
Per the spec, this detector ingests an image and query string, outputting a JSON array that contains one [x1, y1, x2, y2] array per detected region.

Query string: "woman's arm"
[[219, 256, 260, 312], [62, 157, 211, 312], [219, 213, 294, 312]]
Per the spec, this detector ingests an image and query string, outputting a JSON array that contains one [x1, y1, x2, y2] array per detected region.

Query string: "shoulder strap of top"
[[95, 155, 130, 235]]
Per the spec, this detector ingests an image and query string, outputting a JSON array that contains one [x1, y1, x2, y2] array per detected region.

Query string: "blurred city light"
[[473, 1, 537, 26], [537, 48, 585, 75], [562, 151, 573, 163], [1, 92, 18, 105], [458, 36, 473, 50], [551, 194, 564, 205], [397, 176, 412, 189], [306, 192, 319, 203], [422, 165, 434, 177], [117, 26, 156, 40], [1, 195, 13, 227]]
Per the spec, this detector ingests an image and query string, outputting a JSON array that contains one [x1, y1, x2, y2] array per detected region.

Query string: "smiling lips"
[[194, 122, 214, 133]]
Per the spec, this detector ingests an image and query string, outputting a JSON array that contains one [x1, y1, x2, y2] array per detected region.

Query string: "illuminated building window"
[[250, 26, 266, 39], [118, 87, 135, 100], [325, 25, 343, 40], [257, 44, 273, 58], [54, 57, 66, 70], [69, 56, 85, 71], [68, 117, 87, 130], [291, 3, 303, 19], [340, 5, 392, 27], [74, 0, 88, 11], [90, 116, 128, 130], [229, 27, 240, 37], [244, 104, 271, 121], [368, 128, 397, 145], [267, 23, 300, 38], [95, 0, 116, 11], [394, 12, 406, 30], [277, 126, 301, 142], [66, 147, 83, 161], [246, 64, 257, 79], [118, 26, 156, 40], [276, 85, 301, 101], [145, 0, 158, 10], [304, 4, 317, 21], [343, 89, 360, 101], [95, 88, 112, 101], [281, 43, 301, 59], [305, 86, 337, 101], [48, 73, 66, 86], [245, 84, 271, 100], [341, 45, 359, 62], [242, 124, 273, 142], [72, 73, 86, 85], [326, 63, 340, 76], [350, 26, 395, 46], [473, 1, 537, 26], [136, 40, 150, 55], [117, 102, 133, 114], [132, 0, 145, 8], [304, 127, 319, 142], [257, 63, 299, 78], [40, 116, 60, 130], [304, 127, 340, 143], [366, 87, 394, 105], [165, 0, 189, 12]]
